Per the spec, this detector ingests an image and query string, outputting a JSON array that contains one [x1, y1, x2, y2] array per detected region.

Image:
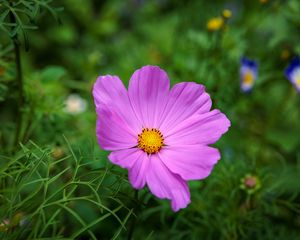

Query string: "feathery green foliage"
[[0, 139, 135, 239], [1, 0, 300, 239]]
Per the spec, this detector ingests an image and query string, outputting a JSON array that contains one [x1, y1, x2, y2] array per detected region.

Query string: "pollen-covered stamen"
[[137, 128, 164, 154]]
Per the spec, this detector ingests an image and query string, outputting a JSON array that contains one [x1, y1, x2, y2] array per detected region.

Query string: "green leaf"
[[40, 66, 67, 82]]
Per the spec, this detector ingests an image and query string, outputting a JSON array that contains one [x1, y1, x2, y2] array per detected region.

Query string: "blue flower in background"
[[285, 57, 300, 92], [240, 57, 258, 92]]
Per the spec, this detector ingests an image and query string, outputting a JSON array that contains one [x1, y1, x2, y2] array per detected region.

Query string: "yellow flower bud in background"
[[207, 17, 224, 31], [222, 9, 232, 19]]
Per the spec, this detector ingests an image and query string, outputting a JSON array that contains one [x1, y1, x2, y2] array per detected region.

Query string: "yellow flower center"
[[243, 71, 254, 86], [138, 128, 164, 154], [296, 77, 300, 88]]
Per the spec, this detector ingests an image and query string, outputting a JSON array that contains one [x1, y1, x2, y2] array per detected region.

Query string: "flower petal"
[[159, 145, 220, 180], [158, 82, 211, 133], [128, 153, 150, 189], [93, 75, 141, 133], [109, 148, 149, 189], [285, 58, 300, 82], [165, 109, 230, 145], [108, 148, 141, 168], [146, 154, 190, 211], [128, 66, 170, 128], [96, 108, 137, 151]]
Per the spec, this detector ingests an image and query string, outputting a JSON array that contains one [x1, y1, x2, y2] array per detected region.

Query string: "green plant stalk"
[[127, 190, 139, 240], [9, 9, 24, 148], [13, 38, 24, 147]]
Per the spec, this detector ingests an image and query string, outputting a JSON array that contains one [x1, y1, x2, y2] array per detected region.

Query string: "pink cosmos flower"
[[93, 66, 230, 211]]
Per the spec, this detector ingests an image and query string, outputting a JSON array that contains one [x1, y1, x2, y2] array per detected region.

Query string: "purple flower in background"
[[240, 57, 258, 92], [285, 57, 300, 92], [93, 66, 230, 211]]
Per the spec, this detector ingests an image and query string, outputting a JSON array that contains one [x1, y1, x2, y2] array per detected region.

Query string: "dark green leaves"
[[0, 0, 63, 49]]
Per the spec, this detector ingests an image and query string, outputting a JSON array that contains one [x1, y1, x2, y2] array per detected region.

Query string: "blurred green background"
[[0, 0, 300, 239]]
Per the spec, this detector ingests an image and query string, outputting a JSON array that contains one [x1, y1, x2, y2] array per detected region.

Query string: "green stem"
[[127, 190, 139, 240], [13, 38, 24, 147], [9, 6, 24, 148]]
